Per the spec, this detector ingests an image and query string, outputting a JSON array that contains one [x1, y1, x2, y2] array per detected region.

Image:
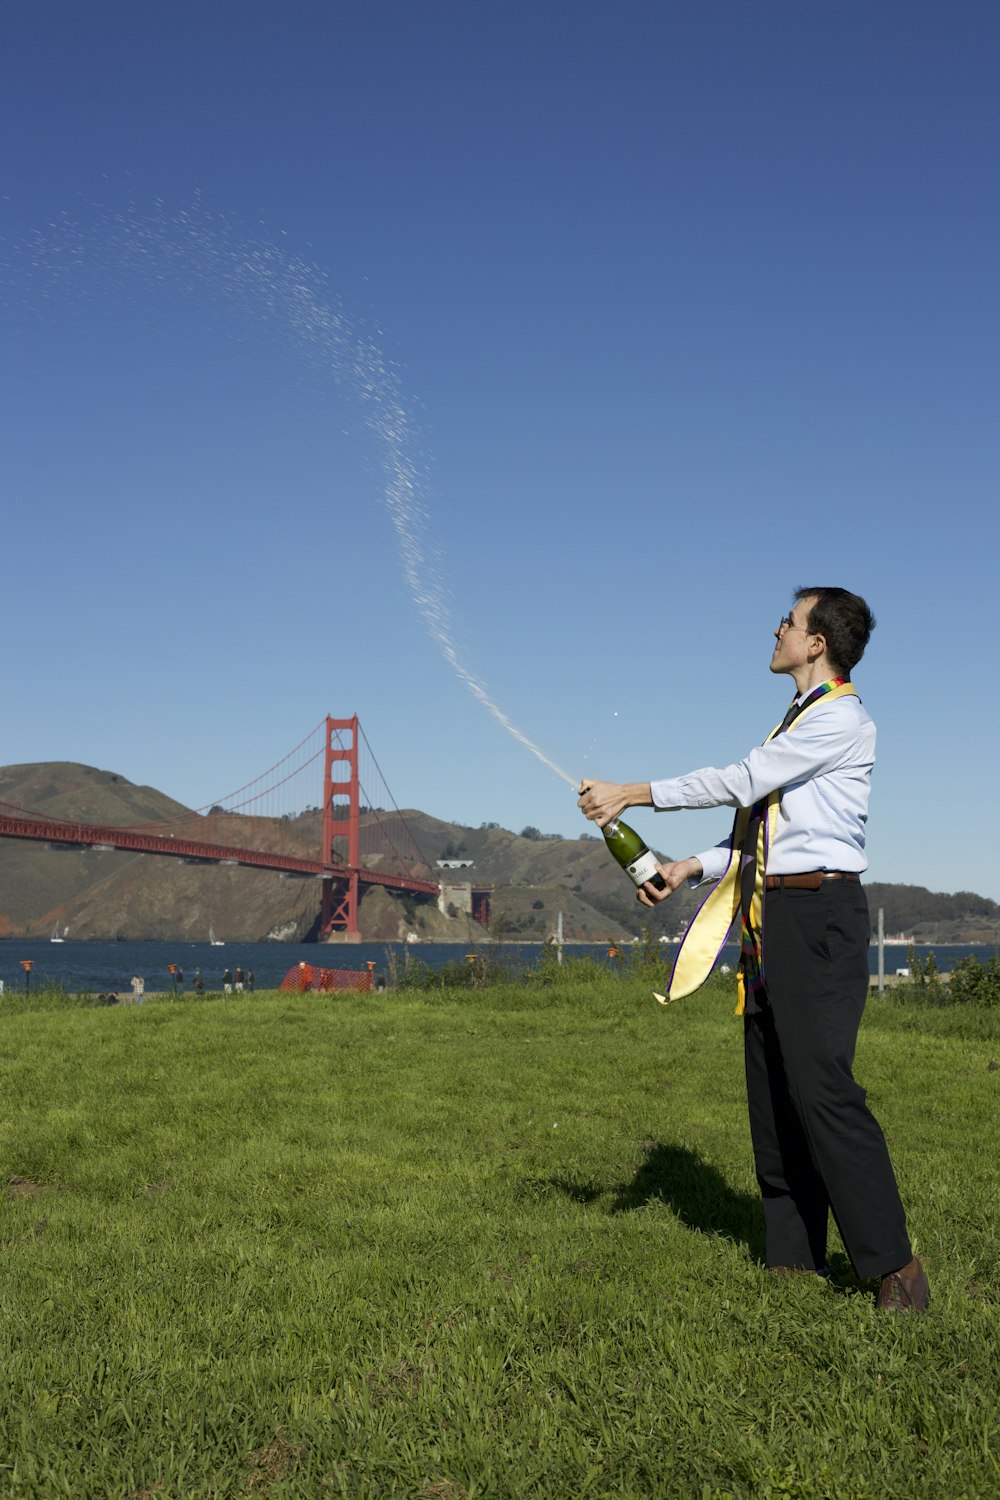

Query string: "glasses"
[[777, 614, 810, 635]]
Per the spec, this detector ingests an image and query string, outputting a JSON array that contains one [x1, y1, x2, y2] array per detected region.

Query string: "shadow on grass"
[[614, 1142, 766, 1263], [544, 1143, 766, 1263], [544, 1147, 870, 1295]]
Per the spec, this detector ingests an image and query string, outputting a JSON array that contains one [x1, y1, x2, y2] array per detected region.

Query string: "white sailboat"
[[51, 923, 67, 943], [209, 925, 224, 947]]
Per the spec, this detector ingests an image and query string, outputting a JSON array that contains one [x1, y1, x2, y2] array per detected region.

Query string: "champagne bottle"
[[602, 817, 667, 891]]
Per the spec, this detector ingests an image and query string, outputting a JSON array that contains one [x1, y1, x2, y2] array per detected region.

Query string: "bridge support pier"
[[321, 873, 361, 939], [320, 715, 361, 938]]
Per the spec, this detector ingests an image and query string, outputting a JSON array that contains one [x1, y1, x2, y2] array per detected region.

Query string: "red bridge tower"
[[320, 714, 360, 937]]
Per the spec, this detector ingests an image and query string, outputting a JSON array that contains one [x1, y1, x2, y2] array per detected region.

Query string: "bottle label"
[[626, 850, 660, 886]]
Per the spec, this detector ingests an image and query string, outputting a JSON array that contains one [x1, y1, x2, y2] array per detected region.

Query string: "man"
[[578, 587, 928, 1313]]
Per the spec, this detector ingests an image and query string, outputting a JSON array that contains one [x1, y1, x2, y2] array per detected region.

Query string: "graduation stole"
[[658, 679, 857, 1014]]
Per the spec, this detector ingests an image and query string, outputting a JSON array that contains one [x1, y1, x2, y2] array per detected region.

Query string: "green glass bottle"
[[603, 817, 667, 891]]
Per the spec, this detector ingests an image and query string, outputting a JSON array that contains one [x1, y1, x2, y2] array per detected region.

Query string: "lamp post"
[[20, 959, 33, 995]]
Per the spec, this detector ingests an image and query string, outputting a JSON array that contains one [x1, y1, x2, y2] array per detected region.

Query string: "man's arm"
[[579, 705, 864, 825]]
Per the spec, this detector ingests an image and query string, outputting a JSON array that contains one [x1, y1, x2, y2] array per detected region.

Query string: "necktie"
[[660, 679, 856, 1012], [776, 698, 807, 734]]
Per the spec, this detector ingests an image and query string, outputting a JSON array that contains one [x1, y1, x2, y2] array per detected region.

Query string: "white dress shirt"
[[649, 693, 875, 883]]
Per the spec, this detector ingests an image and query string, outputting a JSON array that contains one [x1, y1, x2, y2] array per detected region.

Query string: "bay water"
[[1, 938, 995, 997]]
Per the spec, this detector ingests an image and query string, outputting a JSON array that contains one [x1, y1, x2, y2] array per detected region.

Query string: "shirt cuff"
[[693, 845, 730, 885]]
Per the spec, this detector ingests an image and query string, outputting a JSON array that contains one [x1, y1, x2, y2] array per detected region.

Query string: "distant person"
[[235, 965, 244, 992], [131, 974, 145, 1005], [223, 968, 233, 995], [246, 969, 255, 993], [579, 587, 928, 1313], [194, 967, 203, 994], [176, 965, 184, 992]]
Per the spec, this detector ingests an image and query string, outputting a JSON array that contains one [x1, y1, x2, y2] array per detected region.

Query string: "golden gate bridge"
[[0, 717, 489, 936]]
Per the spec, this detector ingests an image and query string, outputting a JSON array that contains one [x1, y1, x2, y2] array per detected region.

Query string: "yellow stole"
[[656, 682, 858, 1013]]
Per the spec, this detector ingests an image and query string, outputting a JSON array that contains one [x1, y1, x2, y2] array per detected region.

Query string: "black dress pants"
[[744, 880, 912, 1280]]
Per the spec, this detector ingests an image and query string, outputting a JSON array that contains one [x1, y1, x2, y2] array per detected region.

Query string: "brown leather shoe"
[[876, 1257, 930, 1313]]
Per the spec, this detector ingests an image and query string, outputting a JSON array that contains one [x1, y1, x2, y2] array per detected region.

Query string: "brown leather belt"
[[765, 871, 861, 891]]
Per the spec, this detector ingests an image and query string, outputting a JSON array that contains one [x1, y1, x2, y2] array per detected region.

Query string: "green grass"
[[1, 979, 997, 1498]]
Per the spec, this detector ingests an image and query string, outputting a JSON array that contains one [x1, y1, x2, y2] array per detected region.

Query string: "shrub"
[[885, 949, 1000, 1008], [947, 954, 1000, 1007], [905, 946, 943, 997]]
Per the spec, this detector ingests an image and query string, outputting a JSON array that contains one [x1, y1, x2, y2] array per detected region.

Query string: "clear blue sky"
[[2, 2, 998, 897]]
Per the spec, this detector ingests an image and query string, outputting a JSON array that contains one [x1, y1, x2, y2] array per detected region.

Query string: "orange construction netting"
[[278, 962, 374, 994]]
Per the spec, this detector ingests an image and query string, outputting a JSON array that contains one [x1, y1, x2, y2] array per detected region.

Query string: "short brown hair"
[[794, 587, 875, 675]]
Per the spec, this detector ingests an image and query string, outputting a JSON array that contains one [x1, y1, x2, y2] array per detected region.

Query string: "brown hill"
[[864, 882, 1000, 944], [0, 762, 326, 943], [0, 761, 191, 826]]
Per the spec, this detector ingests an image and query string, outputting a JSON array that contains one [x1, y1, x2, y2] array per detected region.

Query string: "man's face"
[[770, 595, 819, 675]]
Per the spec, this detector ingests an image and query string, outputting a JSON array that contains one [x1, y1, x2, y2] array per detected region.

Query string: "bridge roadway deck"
[[0, 814, 439, 897]]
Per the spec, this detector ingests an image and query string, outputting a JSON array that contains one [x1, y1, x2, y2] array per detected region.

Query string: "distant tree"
[[532, 899, 545, 910], [480, 821, 500, 830], [520, 826, 543, 841]]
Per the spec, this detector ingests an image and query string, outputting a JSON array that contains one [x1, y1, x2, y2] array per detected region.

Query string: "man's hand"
[[637, 856, 703, 907], [578, 778, 651, 828]]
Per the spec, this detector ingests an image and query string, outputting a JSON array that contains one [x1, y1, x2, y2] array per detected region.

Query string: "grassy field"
[[1, 974, 997, 1499]]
